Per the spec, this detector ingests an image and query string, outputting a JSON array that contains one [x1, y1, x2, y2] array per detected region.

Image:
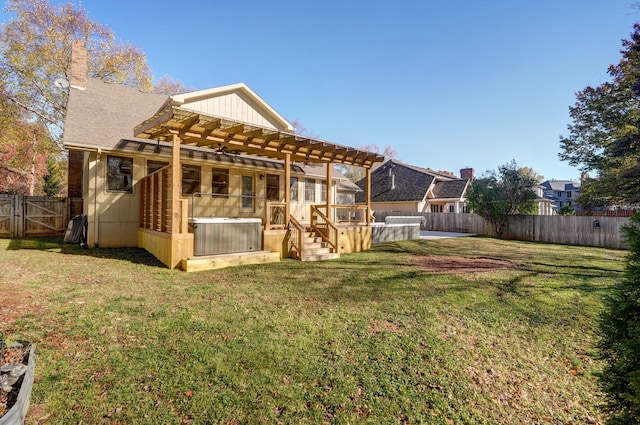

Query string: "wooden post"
[[284, 153, 290, 225], [171, 133, 182, 234], [325, 162, 332, 220], [365, 167, 372, 225]]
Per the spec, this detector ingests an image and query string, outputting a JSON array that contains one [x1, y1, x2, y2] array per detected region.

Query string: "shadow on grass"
[[5, 236, 166, 268]]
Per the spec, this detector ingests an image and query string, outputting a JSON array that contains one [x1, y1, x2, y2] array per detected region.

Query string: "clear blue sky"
[[3, 0, 638, 180]]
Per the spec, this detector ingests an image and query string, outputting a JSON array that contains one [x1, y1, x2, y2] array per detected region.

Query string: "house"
[[355, 159, 470, 214], [540, 180, 581, 212], [63, 42, 384, 270]]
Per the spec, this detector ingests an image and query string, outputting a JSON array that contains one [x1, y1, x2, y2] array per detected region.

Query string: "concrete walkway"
[[420, 231, 476, 240]]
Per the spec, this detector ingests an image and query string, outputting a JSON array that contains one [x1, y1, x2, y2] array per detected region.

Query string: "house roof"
[[431, 179, 469, 199], [64, 77, 384, 168], [355, 159, 467, 203], [541, 180, 581, 191], [63, 78, 169, 151]]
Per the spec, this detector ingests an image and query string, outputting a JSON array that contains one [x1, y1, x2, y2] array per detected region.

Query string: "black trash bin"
[[64, 214, 88, 247]]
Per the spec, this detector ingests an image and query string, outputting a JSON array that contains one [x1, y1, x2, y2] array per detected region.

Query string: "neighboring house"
[[63, 42, 384, 270], [541, 180, 581, 212], [355, 159, 470, 214], [533, 184, 555, 215]]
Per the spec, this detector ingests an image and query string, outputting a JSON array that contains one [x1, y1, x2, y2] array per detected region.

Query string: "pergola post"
[[365, 167, 372, 225], [284, 154, 291, 225], [325, 162, 332, 219], [171, 133, 182, 234]]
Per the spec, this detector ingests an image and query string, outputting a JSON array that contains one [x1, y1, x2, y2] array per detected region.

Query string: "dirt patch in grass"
[[413, 255, 521, 274], [0, 286, 35, 326]]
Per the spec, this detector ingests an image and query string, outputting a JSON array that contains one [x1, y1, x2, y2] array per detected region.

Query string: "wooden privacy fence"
[[0, 195, 82, 238], [374, 211, 632, 250]]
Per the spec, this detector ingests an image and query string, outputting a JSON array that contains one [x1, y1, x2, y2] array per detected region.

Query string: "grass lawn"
[[0, 236, 625, 424]]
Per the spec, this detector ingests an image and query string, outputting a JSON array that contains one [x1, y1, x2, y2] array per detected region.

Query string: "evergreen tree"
[[600, 213, 640, 424]]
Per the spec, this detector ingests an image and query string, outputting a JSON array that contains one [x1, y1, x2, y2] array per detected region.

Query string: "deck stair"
[[291, 228, 340, 261]]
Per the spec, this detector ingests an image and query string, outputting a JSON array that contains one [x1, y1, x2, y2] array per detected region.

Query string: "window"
[[305, 178, 316, 202], [449, 205, 455, 213], [107, 155, 133, 193], [290, 177, 298, 201], [320, 181, 327, 202], [430, 204, 443, 213], [266, 174, 279, 200], [182, 164, 201, 195], [212, 168, 229, 197], [147, 160, 168, 175], [567, 191, 572, 198], [556, 191, 562, 197], [242, 175, 253, 208]]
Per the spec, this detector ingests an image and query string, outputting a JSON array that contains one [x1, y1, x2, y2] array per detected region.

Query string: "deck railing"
[[266, 202, 286, 229], [288, 215, 305, 259], [310, 205, 339, 253], [334, 204, 370, 225], [139, 166, 171, 232]]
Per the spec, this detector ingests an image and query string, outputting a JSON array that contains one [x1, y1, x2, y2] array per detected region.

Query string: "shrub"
[[599, 212, 640, 424]]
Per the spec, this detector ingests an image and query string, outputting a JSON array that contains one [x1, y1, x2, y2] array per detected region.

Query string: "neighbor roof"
[[431, 179, 469, 199], [355, 159, 468, 203], [541, 180, 581, 191]]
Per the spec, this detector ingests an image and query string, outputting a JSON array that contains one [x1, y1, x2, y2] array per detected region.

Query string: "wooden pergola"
[[134, 104, 386, 233]]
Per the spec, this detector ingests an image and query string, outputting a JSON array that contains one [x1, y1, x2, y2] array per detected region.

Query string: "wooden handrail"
[[288, 215, 305, 259], [310, 205, 339, 253]]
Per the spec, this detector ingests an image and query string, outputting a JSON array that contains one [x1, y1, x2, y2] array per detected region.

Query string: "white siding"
[[181, 92, 282, 130]]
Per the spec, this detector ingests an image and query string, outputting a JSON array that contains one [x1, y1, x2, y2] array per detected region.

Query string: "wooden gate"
[[0, 196, 13, 238], [0, 195, 80, 238]]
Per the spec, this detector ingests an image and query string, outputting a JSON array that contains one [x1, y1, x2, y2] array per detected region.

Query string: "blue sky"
[[3, 0, 638, 180]]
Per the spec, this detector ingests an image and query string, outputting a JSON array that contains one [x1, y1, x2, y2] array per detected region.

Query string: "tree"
[[0, 84, 54, 195], [599, 213, 640, 425], [558, 204, 576, 216], [42, 155, 63, 196], [466, 160, 539, 238], [0, 0, 155, 136], [153, 75, 194, 96], [559, 23, 640, 206]]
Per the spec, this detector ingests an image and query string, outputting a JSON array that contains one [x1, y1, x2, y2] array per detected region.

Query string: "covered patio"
[[133, 103, 385, 270]]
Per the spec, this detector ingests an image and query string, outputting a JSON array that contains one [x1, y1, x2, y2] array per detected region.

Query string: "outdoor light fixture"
[[259, 174, 264, 180], [593, 219, 601, 229], [154, 139, 161, 153]]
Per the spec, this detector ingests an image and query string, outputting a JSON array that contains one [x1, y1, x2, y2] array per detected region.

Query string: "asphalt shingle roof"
[[355, 159, 467, 203], [63, 78, 169, 150]]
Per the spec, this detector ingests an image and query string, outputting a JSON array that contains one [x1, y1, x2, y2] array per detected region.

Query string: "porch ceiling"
[[134, 106, 386, 168]]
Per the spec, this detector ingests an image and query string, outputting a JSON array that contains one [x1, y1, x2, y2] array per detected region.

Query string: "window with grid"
[[182, 164, 201, 195], [266, 174, 279, 200], [107, 155, 133, 193], [212, 168, 229, 197], [305, 178, 316, 202]]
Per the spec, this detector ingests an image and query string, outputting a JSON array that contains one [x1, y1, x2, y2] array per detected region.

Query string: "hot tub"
[[190, 217, 262, 256]]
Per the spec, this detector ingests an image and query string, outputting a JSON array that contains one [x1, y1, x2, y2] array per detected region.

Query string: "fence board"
[[374, 211, 631, 249]]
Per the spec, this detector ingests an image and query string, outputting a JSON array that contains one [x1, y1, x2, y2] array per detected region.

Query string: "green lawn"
[[0, 236, 625, 424]]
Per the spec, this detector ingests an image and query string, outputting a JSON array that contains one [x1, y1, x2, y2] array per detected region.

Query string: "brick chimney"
[[460, 167, 474, 180], [70, 41, 87, 90]]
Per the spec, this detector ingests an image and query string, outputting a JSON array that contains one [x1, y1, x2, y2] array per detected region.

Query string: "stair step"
[[301, 252, 340, 261]]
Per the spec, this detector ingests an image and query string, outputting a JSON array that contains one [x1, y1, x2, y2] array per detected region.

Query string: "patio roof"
[[134, 105, 386, 168]]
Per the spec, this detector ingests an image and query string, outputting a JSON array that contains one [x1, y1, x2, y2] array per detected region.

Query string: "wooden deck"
[[181, 250, 280, 272]]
